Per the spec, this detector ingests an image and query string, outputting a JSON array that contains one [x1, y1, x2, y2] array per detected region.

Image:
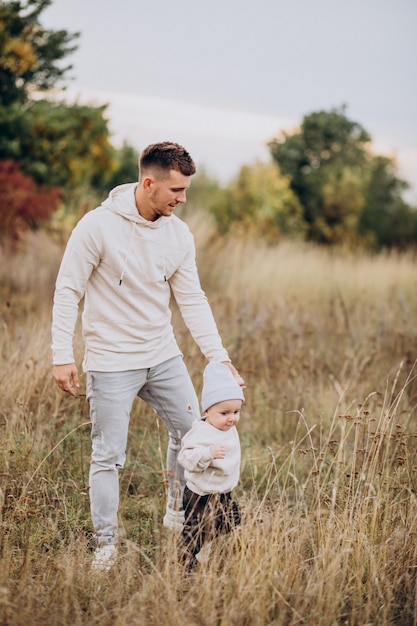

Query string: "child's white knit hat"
[[201, 362, 245, 412]]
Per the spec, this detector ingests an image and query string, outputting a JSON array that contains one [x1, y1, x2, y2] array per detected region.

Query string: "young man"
[[52, 142, 244, 571]]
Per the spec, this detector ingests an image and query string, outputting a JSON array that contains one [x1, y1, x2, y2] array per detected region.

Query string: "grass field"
[[1, 213, 417, 625]]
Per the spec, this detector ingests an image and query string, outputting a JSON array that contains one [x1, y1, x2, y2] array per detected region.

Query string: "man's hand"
[[53, 363, 80, 397], [221, 361, 246, 389], [210, 444, 226, 459]]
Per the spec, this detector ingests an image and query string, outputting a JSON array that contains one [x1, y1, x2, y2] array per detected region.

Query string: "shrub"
[[0, 159, 61, 244]]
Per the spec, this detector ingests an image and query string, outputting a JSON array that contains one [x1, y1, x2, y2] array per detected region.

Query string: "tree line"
[[1, 0, 416, 249]]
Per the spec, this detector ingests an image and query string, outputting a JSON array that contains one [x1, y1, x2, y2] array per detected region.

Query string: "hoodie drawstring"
[[119, 221, 136, 286]]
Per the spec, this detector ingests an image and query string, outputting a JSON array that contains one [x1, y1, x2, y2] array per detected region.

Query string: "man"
[[52, 142, 244, 571]]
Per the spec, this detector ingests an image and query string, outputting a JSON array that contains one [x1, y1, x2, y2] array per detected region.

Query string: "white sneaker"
[[163, 507, 185, 532], [91, 544, 118, 572]]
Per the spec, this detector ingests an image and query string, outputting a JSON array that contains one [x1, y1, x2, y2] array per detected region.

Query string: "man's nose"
[[176, 191, 186, 204]]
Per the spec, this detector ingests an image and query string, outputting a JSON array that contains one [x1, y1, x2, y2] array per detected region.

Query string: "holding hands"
[[221, 361, 246, 390]]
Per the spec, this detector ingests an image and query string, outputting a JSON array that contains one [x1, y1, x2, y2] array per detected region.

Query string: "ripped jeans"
[[86, 356, 200, 545]]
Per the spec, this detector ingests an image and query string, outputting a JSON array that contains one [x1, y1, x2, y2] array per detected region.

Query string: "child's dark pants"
[[179, 485, 241, 568]]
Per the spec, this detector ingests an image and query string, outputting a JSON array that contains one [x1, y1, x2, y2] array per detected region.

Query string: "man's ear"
[[142, 176, 154, 191]]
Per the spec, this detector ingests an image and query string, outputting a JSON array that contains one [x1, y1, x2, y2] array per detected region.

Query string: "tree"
[[317, 167, 365, 245], [269, 106, 371, 244], [184, 167, 222, 214], [268, 106, 416, 248], [209, 161, 306, 243], [0, 0, 79, 107], [20, 98, 118, 188], [359, 156, 417, 249], [103, 142, 140, 192], [0, 0, 138, 197]]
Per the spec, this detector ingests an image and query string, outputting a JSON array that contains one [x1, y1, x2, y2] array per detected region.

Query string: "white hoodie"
[[178, 419, 241, 495], [52, 183, 230, 371]]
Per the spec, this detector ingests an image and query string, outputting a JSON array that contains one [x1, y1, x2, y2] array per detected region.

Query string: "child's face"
[[205, 399, 242, 431]]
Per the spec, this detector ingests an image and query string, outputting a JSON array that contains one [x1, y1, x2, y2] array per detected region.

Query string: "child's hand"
[[210, 444, 226, 459]]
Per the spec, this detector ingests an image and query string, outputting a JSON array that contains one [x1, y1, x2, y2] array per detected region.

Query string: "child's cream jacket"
[[178, 419, 241, 496]]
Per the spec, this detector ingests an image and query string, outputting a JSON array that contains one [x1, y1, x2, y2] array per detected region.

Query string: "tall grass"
[[1, 217, 417, 625]]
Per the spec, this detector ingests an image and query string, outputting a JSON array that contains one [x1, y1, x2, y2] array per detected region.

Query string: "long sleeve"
[[51, 215, 100, 365], [169, 240, 230, 363], [178, 444, 213, 473]]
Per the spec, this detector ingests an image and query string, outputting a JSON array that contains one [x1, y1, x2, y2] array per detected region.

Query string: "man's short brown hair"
[[139, 142, 196, 179]]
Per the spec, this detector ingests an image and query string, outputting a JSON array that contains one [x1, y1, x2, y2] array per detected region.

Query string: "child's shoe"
[[163, 507, 185, 532]]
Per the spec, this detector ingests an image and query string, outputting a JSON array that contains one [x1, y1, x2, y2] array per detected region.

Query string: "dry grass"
[[1, 218, 417, 625]]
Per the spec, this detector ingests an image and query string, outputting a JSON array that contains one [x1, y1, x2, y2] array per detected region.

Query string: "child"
[[178, 361, 245, 569]]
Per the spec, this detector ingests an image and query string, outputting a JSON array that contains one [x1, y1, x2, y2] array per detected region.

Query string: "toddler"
[[178, 361, 244, 568]]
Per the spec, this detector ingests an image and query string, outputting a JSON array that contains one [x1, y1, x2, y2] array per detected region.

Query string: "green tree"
[[185, 168, 222, 211], [318, 167, 365, 245], [0, 0, 78, 106], [269, 106, 416, 248], [0, 0, 139, 196], [20, 98, 118, 188], [359, 156, 417, 249], [103, 142, 139, 192], [209, 161, 306, 243], [269, 106, 370, 244]]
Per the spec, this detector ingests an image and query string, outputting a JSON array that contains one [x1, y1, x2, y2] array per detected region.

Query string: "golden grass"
[[1, 219, 417, 625]]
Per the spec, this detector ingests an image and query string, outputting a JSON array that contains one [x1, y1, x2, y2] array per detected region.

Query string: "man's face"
[[146, 169, 191, 220]]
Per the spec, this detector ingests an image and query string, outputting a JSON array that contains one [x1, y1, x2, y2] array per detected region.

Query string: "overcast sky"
[[42, 0, 417, 198]]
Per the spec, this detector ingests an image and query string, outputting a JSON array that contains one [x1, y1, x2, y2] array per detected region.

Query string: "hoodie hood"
[[101, 182, 170, 229], [100, 183, 172, 285]]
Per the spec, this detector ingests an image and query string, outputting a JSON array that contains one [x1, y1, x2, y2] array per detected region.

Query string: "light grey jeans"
[[86, 356, 200, 545]]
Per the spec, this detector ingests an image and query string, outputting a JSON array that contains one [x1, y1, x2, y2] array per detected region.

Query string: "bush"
[[0, 159, 61, 244]]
